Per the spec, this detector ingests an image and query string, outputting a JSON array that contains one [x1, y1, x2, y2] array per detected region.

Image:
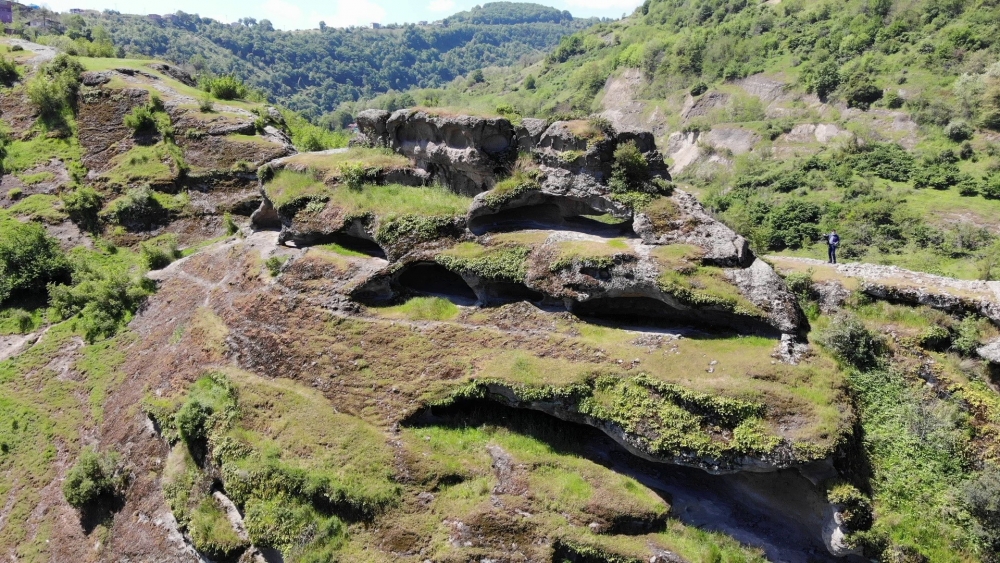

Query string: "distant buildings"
[[370, 22, 380, 29], [0, 1, 12, 24]]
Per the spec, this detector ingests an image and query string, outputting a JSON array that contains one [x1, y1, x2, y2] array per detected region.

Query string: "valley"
[[0, 1, 999, 562]]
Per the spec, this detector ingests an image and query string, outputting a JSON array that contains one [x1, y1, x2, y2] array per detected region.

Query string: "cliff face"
[[2, 49, 854, 563], [285, 110, 805, 338]]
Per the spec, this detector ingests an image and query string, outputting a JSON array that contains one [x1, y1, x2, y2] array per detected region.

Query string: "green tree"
[[0, 219, 69, 304]]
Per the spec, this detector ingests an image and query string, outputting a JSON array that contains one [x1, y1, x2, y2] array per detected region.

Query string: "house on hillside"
[[0, 1, 13, 24], [370, 22, 380, 29]]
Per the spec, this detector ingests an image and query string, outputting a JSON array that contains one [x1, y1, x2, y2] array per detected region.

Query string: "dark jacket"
[[827, 233, 840, 247]]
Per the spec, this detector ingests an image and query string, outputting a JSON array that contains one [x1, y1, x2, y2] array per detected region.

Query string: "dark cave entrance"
[[469, 198, 635, 238], [396, 262, 478, 305], [404, 399, 861, 563], [322, 232, 387, 258], [571, 296, 781, 337]]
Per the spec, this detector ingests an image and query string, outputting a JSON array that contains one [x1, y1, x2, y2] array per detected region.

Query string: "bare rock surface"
[[636, 190, 752, 267], [356, 108, 518, 195], [769, 256, 1000, 325]]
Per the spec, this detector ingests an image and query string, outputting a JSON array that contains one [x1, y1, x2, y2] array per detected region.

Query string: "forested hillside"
[[41, 3, 598, 118]]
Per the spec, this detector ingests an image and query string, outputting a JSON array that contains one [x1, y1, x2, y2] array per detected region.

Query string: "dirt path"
[[767, 255, 1000, 302], [0, 331, 38, 362], [7, 39, 57, 64]]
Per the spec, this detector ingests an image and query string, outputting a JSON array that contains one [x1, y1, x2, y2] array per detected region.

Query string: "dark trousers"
[[828, 245, 837, 264]]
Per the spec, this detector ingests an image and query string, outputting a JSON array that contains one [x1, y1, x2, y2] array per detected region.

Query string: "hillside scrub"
[[26, 54, 83, 121], [62, 448, 126, 508], [0, 216, 70, 305]]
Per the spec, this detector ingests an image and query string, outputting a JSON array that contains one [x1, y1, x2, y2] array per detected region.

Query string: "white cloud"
[[261, 0, 386, 30], [427, 0, 455, 12]]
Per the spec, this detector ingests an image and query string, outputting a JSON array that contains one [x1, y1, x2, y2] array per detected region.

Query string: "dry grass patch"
[[282, 147, 410, 179], [549, 238, 634, 271]]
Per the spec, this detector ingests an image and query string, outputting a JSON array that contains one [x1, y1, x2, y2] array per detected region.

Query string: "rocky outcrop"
[[467, 168, 632, 235], [635, 190, 752, 267], [355, 108, 519, 195], [354, 231, 804, 337], [465, 382, 801, 474], [263, 148, 430, 188], [727, 259, 806, 334], [77, 85, 150, 172], [534, 120, 668, 182]]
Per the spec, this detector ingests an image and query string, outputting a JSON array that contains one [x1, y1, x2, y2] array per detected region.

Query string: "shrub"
[[0, 219, 69, 304], [820, 313, 887, 369], [0, 54, 18, 86], [842, 75, 883, 110], [965, 467, 1000, 558], [608, 140, 650, 194], [883, 90, 903, 109], [175, 399, 213, 444], [198, 94, 214, 113], [140, 235, 181, 270], [827, 481, 873, 531], [103, 185, 164, 226], [982, 109, 1000, 131], [917, 325, 952, 351], [6, 187, 21, 200], [205, 75, 248, 100], [809, 60, 840, 99], [783, 270, 814, 300], [257, 164, 275, 183], [952, 316, 982, 356], [123, 104, 157, 133], [48, 268, 154, 343], [766, 200, 821, 249], [690, 81, 708, 96], [524, 74, 536, 90], [912, 162, 961, 189], [27, 54, 83, 117], [63, 448, 124, 508], [850, 143, 913, 181], [10, 309, 34, 333], [298, 129, 325, 152], [982, 176, 1000, 199], [340, 163, 371, 190], [62, 186, 102, 231], [189, 497, 248, 558], [264, 255, 288, 276], [945, 120, 974, 142], [223, 213, 239, 235]]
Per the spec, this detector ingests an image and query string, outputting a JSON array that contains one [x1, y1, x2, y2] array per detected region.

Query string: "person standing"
[[826, 230, 840, 264]]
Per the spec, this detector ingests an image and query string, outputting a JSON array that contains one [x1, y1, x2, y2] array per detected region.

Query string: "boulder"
[[533, 120, 668, 184], [635, 190, 752, 267], [356, 109, 519, 195], [515, 117, 549, 152]]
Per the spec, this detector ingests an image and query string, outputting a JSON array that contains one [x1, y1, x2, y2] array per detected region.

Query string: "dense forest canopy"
[[61, 3, 598, 118], [443, 2, 574, 25]]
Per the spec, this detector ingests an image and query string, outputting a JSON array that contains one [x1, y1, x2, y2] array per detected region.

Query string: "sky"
[[34, 0, 645, 30]]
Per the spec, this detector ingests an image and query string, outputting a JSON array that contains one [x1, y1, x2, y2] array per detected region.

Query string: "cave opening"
[[571, 296, 780, 337], [469, 198, 635, 238], [396, 262, 478, 305], [405, 399, 859, 563], [321, 233, 387, 258]]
